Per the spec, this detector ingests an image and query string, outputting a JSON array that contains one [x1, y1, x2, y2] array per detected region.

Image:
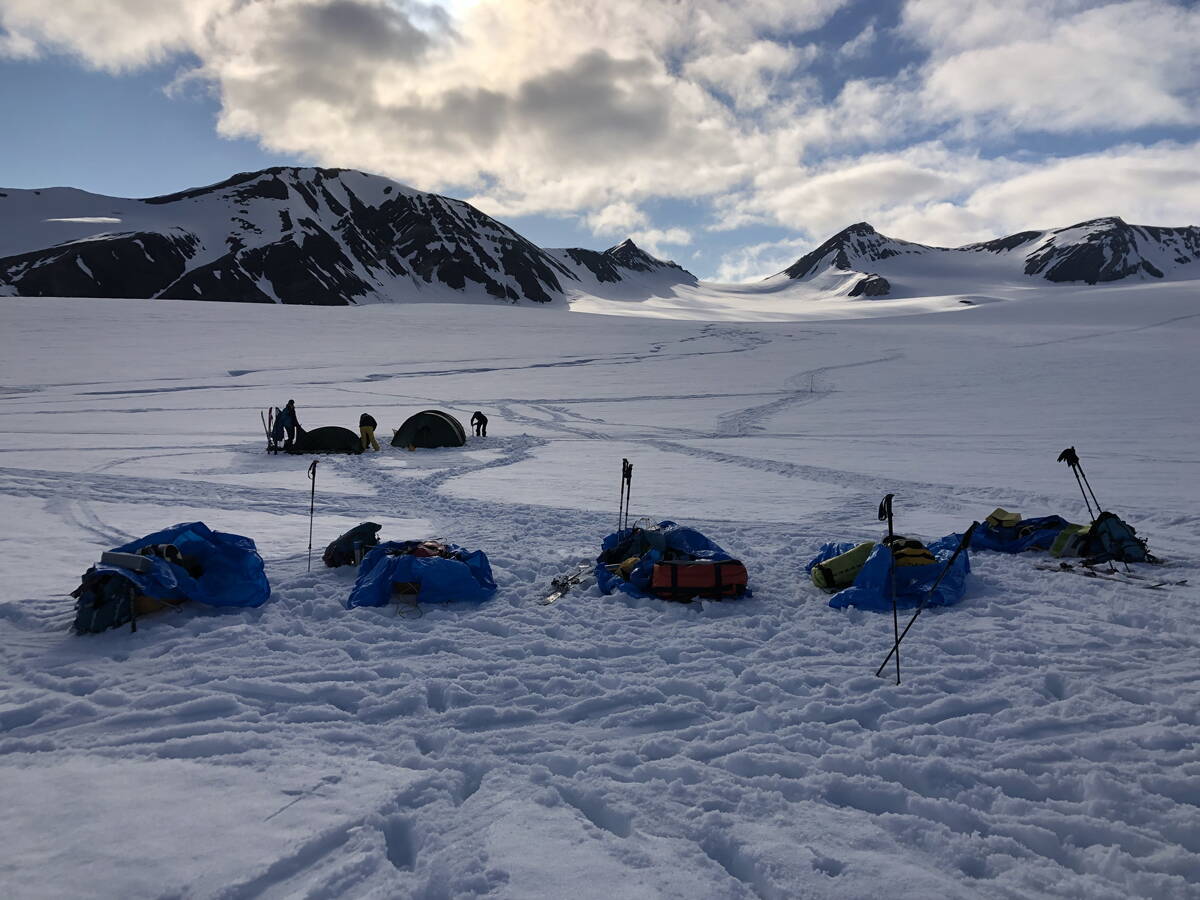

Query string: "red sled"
[[650, 559, 748, 602]]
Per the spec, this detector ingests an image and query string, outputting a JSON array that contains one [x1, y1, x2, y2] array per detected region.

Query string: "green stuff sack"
[[811, 541, 875, 590], [1050, 523, 1090, 558], [986, 508, 1022, 529]]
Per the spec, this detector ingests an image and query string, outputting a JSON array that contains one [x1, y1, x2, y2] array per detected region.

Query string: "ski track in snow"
[[0, 297, 1198, 899]]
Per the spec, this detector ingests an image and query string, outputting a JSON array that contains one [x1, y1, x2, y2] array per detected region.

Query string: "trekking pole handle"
[[308, 460, 318, 480], [878, 493, 894, 539], [1057, 447, 1080, 469]]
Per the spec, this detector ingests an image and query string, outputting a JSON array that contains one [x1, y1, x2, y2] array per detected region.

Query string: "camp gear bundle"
[[345, 540, 496, 608], [807, 533, 972, 612], [972, 507, 1156, 566], [72, 522, 271, 634], [595, 520, 749, 602]]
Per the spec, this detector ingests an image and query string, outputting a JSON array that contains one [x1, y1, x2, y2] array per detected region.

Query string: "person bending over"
[[470, 410, 488, 437], [277, 399, 301, 449], [360, 412, 380, 451]]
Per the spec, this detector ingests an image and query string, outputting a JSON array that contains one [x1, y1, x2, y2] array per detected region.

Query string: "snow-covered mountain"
[[0, 167, 638, 306], [548, 239, 697, 300], [3, 166, 1196, 309], [774, 218, 1200, 298], [967, 216, 1200, 283]]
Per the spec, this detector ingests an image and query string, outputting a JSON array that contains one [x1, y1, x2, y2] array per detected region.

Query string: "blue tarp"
[[806, 533, 970, 612], [98, 521, 270, 607], [346, 541, 496, 608], [970, 515, 1073, 554], [595, 520, 740, 599]]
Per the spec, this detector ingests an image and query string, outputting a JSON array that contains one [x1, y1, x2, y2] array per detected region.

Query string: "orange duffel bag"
[[649, 559, 748, 602]]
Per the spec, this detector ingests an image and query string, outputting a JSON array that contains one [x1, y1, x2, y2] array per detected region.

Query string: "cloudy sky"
[[1, 0, 1197, 280]]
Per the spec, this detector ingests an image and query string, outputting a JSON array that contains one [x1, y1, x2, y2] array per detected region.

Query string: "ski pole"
[[623, 459, 633, 532], [1060, 448, 1104, 520], [877, 494, 899, 685], [307, 460, 318, 571], [875, 522, 978, 680], [618, 459, 626, 535]]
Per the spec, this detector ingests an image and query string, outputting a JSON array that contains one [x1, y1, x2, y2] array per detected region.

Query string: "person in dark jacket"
[[277, 400, 300, 449], [359, 412, 380, 451], [470, 410, 488, 437]]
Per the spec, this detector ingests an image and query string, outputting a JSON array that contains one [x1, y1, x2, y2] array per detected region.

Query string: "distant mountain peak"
[[550, 238, 696, 287], [1065, 215, 1128, 230], [779, 222, 927, 281]]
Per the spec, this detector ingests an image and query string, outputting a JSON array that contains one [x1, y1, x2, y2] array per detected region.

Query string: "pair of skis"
[[1034, 561, 1186, 591], [260, 408, 279, 453], [540, 563, 594, 605]]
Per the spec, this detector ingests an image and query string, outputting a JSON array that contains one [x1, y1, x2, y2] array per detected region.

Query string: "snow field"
[[0, 293, 1198, 898]]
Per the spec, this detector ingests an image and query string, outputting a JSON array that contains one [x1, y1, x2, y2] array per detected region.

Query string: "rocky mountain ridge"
[[775, 217, 1200, 298], [0, 168, 691, 306], [2, 167, 1196, 305]]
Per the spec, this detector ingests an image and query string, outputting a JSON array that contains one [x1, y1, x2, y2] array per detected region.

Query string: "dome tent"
[[289, 425, 362, 455], [391, 410, 466, 448]]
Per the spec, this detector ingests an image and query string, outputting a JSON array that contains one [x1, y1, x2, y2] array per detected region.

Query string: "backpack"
[[323, 522, 382, 568], [1083, 512, 1158, 565], [72, 571, 138, 634]]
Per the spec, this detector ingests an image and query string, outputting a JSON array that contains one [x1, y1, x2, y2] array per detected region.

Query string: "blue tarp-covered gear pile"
[[971, 508, 1078, 555], [71, 522, 271, 634], [595, 520, 750, 601], [345, 540, 496, 608], [970, 507, 1157, 565], [806, 532, 971, 612]]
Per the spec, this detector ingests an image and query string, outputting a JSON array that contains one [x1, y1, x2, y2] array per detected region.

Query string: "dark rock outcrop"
[[847, 274, 890, 297]]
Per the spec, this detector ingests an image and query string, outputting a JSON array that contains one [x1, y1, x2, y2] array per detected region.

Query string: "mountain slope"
[[0, 168, 577, 306], [775, 217, 1200, 298], [548, 239, 697, 300]]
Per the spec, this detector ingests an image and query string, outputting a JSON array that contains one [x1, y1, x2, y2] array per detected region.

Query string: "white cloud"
[[0, 25, 37, 58], [719, 140, 1200, 255], [585, 201, 649, 237], [714, 237, 812, 282], [1, 0, 1195, 253], [627, 227, 692, 257], [683, 40, 815, 110], [954, 141, 1200, 232], [904, 0, 1200, 132], [0, 0, 233, 71], [837, 21, 876, 58]]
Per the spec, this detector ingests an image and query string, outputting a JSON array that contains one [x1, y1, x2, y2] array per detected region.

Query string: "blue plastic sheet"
[[595, 520, 742, 599], [346, 541, 496, 608], [806, 533, 970, 612], [970, 515, 1073, 554], [98, 521, 270, 608]]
